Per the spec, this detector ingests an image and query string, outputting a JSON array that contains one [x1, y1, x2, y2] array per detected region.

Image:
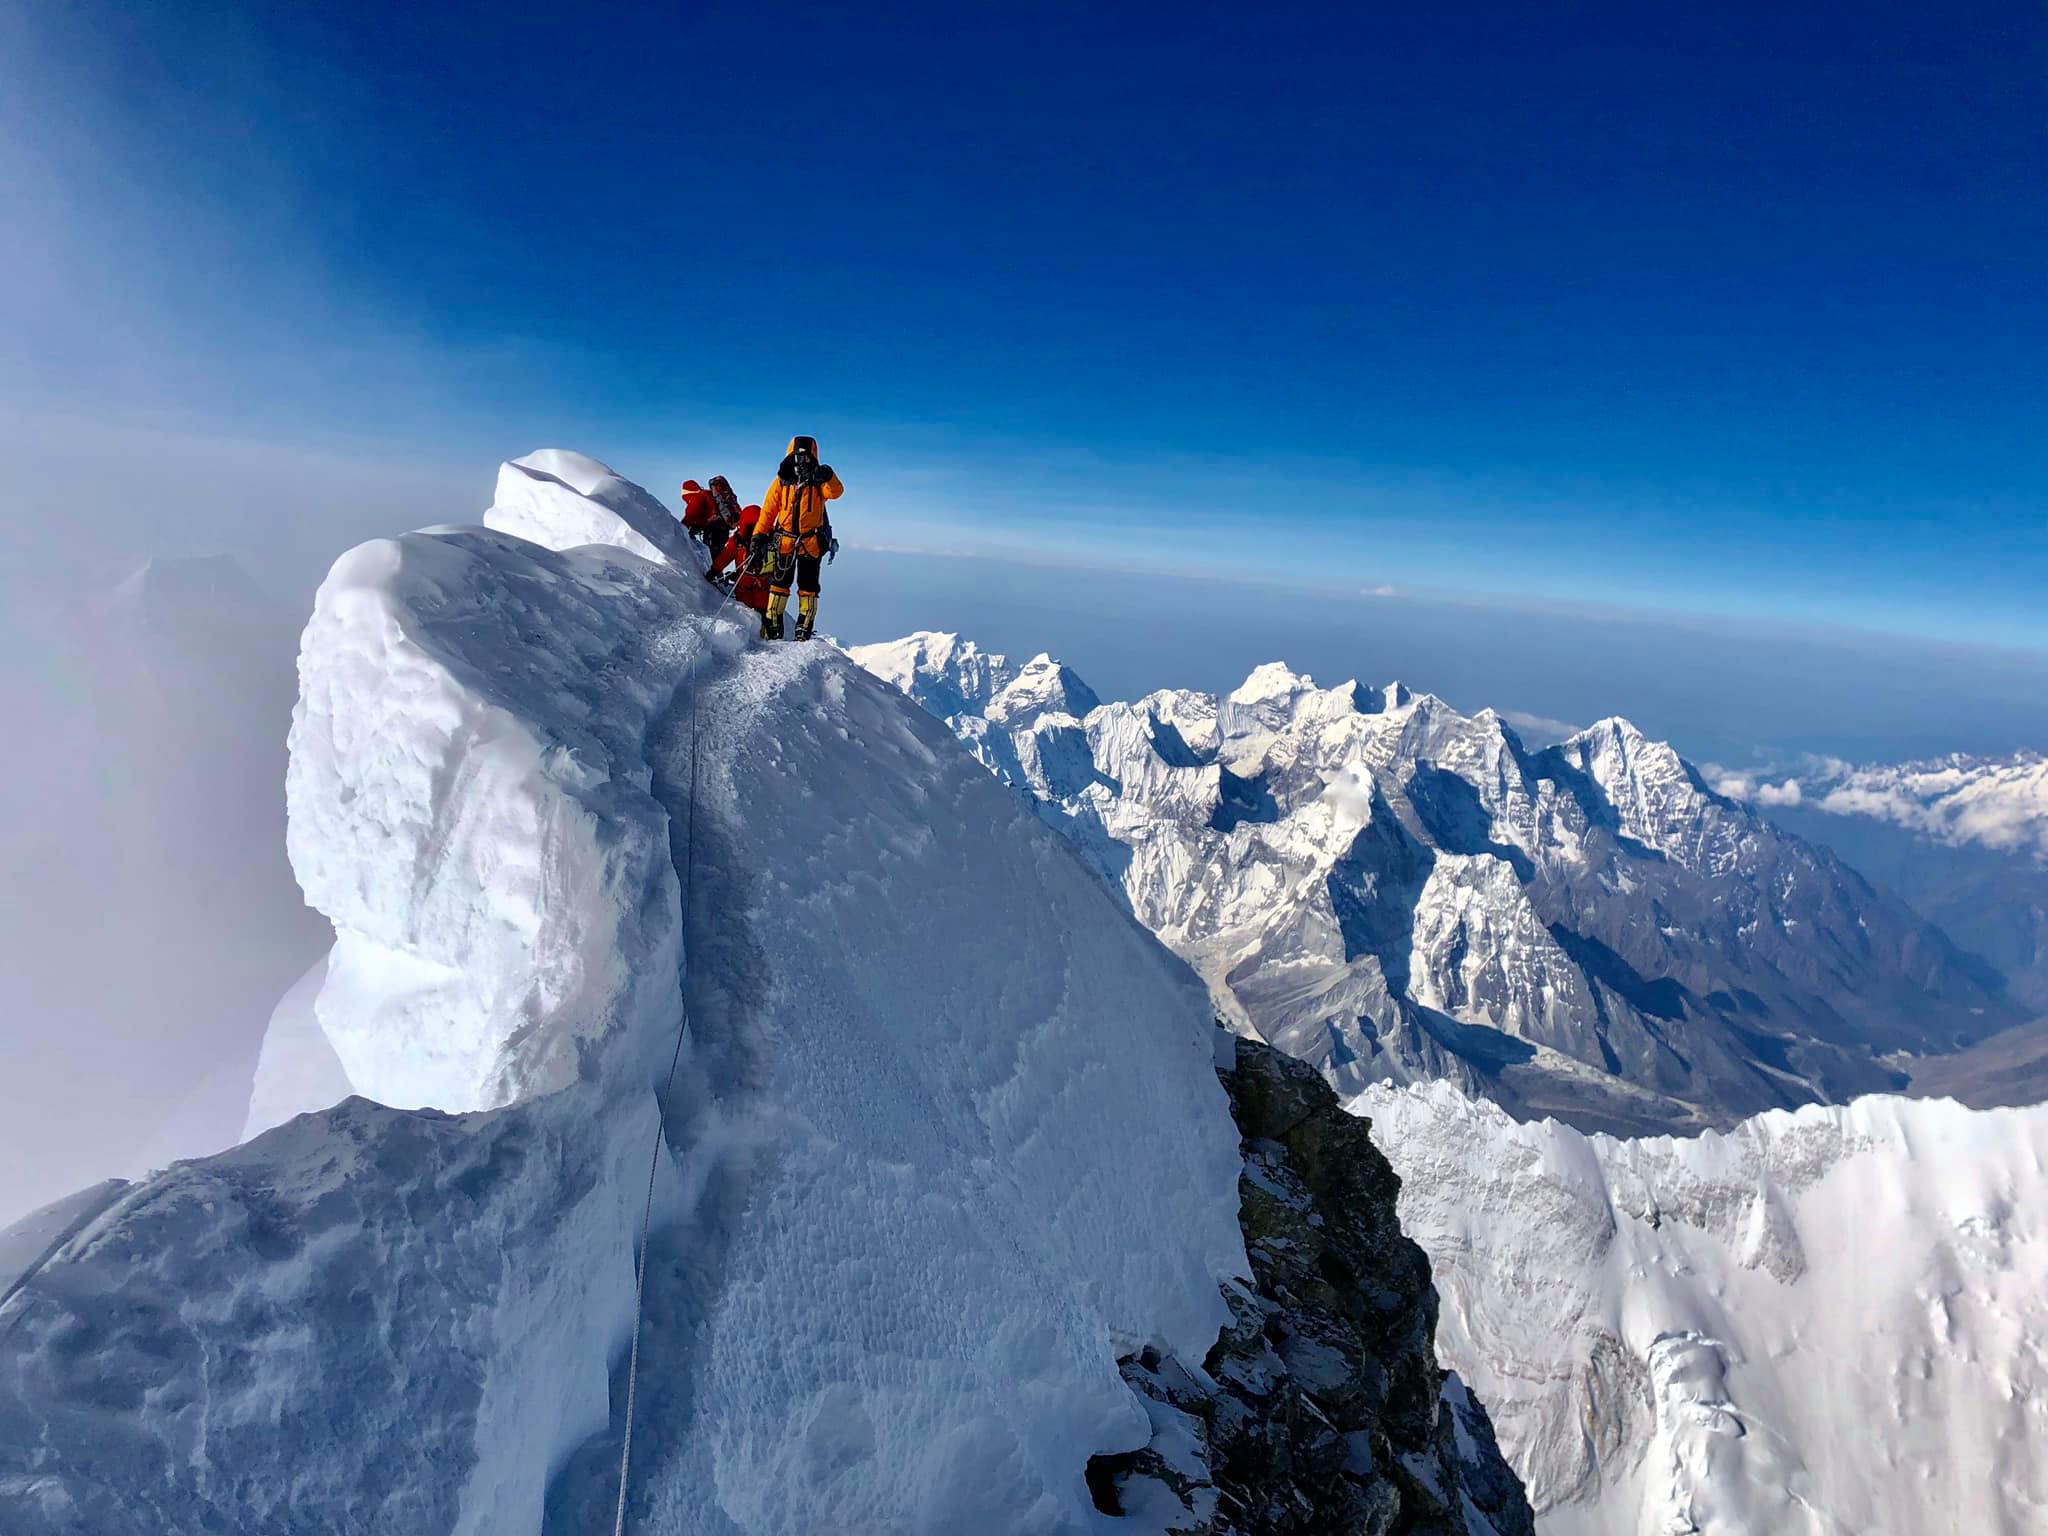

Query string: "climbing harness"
[[612, 559, 747, 1536]]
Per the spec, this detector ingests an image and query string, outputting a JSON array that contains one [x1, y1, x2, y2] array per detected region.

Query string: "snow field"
[[1360, 1079, 2048, 1536]]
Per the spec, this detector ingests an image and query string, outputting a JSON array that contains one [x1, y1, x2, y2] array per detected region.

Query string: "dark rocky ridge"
[[1089, 1034, 1534, 1534]]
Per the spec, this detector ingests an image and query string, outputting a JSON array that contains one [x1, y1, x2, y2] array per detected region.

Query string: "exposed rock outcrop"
[[1090, 1035, 1534, 1535]]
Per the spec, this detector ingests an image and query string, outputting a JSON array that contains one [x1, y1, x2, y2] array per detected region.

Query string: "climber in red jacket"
[[678, 479, 725, 551], [708, 503, 770, 613]]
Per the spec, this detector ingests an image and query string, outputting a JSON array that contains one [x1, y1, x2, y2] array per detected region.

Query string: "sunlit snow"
[[0, 454, 1246, 1535]]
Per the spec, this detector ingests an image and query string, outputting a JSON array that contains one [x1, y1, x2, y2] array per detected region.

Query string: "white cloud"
[[1796, 753, 2048, 861], [1710, 771, 1800, 805], [1754, 777, 1804, 807], [1360, 584, 1401, 598], [1501, 709, 1583, 745]]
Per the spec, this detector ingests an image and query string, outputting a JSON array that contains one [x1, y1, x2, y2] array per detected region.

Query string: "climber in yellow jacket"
[[748, 434, 843, 641]]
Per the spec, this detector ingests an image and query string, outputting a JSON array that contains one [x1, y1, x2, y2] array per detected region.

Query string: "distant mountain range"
[[1714, 753, 2048, 1014], [854, 632, 2023, 1134], [1712, 749, 2048, 861]]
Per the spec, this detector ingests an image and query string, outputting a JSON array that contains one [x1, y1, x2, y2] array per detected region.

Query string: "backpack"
[[708, 476, 743, 525]]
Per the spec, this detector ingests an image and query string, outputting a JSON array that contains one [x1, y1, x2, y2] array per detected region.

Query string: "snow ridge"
[[1, 456, 1249, 1535], [853, 632, 2014, 1134]]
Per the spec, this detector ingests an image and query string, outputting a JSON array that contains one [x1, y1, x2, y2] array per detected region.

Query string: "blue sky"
[[3, 0, 2044, 655]]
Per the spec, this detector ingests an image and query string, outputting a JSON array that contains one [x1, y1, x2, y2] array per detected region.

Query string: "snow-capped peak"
[[985, 650, 1101, 727], [846, 629, 1018, 722], [858, 632, 2013, 1134], [1227, 659, 1316, 705], [1552, 715, 1719, 862]]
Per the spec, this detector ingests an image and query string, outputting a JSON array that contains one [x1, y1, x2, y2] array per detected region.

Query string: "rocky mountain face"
[[1763, 796, 2048, 1015], [1718, 749, 2048, 1012], [1091, 1035, 1532, 1536], [853, 633, 2016, 1134]]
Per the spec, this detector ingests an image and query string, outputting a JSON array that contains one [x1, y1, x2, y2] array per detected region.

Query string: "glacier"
[[0, 451, 1264, 1533], [1362, 1078, 2048, 1536], [851, 631, 2015, 1135]]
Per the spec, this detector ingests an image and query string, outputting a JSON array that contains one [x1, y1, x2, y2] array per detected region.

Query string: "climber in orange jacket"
[[749, 434, 842, 641]]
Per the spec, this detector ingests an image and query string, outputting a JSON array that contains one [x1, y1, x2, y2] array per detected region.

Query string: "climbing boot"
[[793, 593, 817, 642], [759, 609, 784, 641]]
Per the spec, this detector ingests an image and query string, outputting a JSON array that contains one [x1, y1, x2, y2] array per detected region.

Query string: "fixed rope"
[[613, 554, 747, 1536]]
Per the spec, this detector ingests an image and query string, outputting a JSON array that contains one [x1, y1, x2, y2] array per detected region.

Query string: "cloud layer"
[[1714, 752, 2048, 861]]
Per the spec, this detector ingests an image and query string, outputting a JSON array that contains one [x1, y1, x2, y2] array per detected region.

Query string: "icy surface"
[[0, 454, 1246, 1535], [1357, 1078, 2048, 1536], [852, 632, 2011, 1133], [0, 1182, 127, 1303], [242, 952, 348, 1139], [483, 448, 694, 566], [282, 524, 695, 1114]]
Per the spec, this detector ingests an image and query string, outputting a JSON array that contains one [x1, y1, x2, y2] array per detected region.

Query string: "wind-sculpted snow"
[[853, 632, 2015, 1133], [1359, 1078, 2048, 1536], [484, 447, 694, 566], [0, 454, 1249, 1535], [274, 524, 698, 1114]]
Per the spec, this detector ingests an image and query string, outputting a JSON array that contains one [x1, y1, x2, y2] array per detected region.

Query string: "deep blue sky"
[[4, 0, 2044, 653]]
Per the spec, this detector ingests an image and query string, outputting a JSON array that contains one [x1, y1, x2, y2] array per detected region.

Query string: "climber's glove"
[[826, 536, 840, 565]]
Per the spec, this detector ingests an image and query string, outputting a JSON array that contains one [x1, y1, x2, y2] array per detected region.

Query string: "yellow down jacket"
[[759, 436, 844, 559]]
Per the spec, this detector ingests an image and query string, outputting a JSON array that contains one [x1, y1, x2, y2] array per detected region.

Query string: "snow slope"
[[852, 633, 2013, 1134], [1358, 1079, 2048, 1536], [1, 455, 1250, 1535]]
